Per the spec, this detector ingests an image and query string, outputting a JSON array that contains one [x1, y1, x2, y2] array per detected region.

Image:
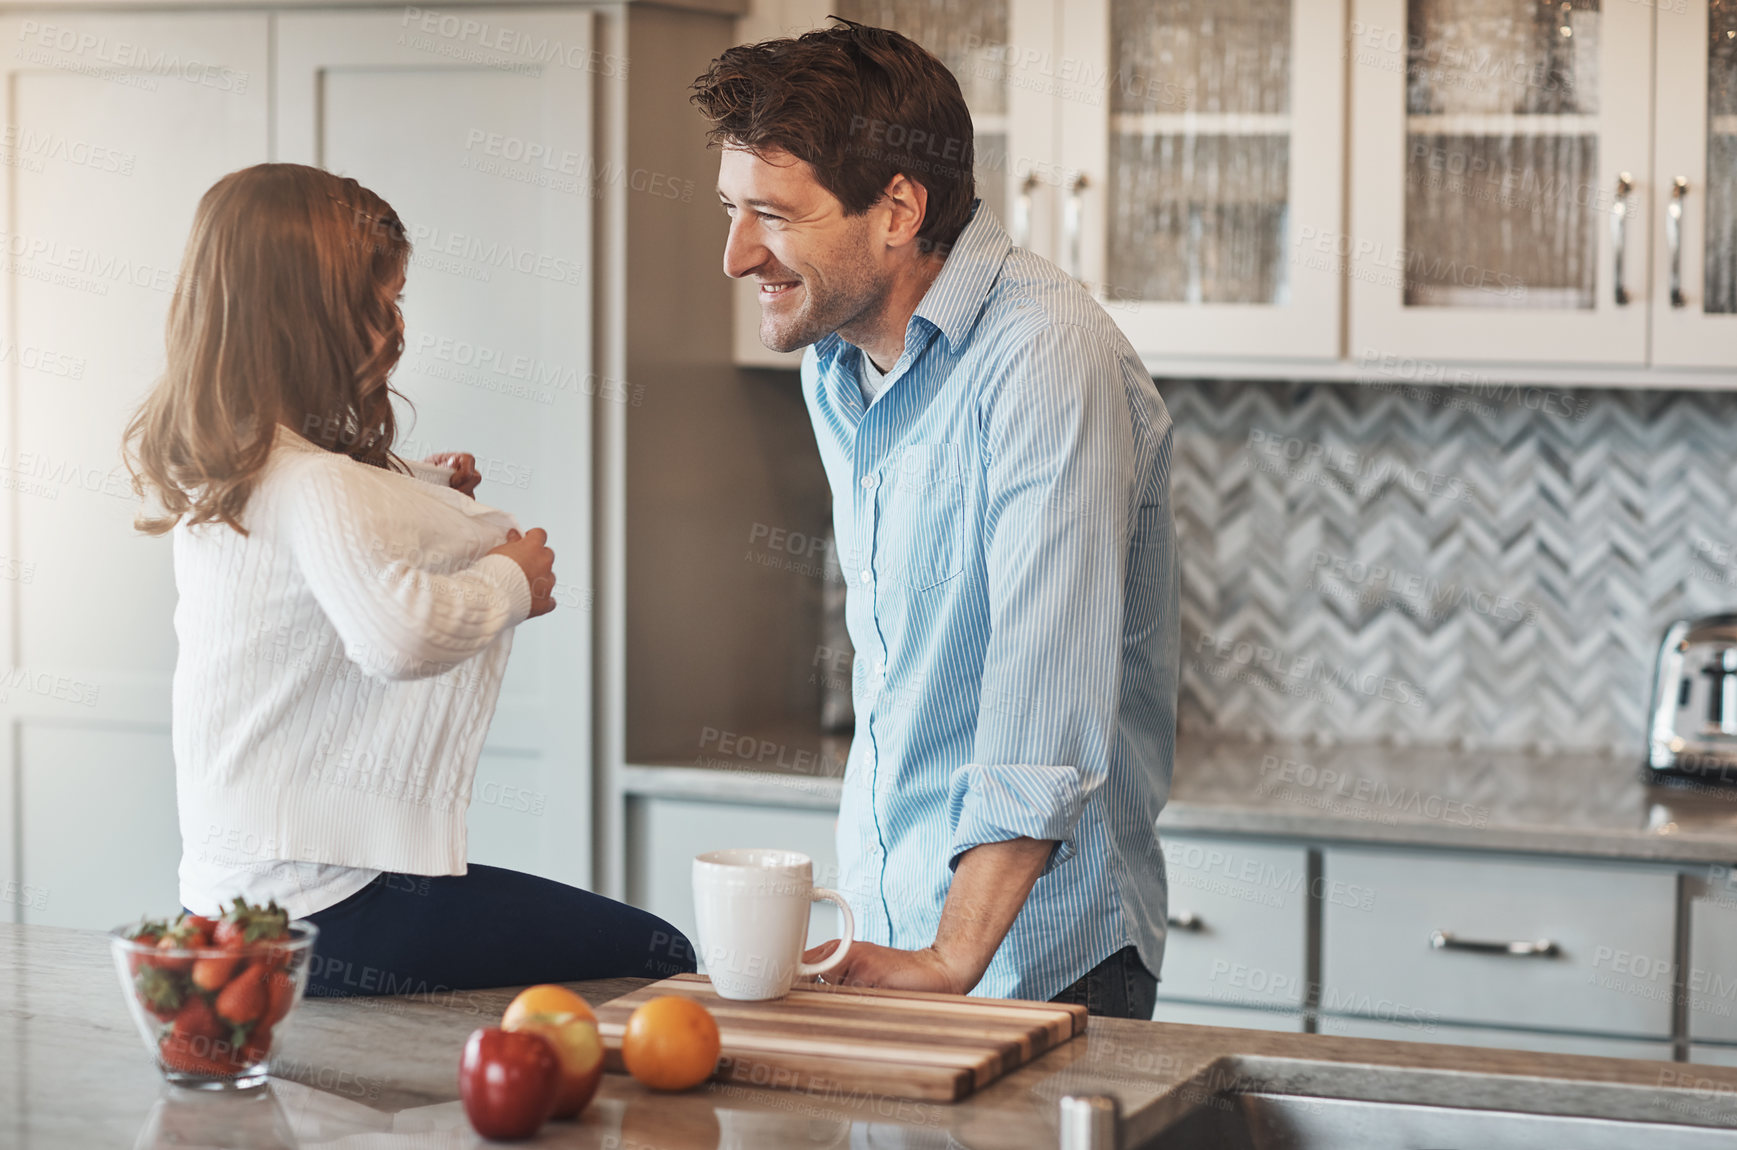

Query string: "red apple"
[[459, 1027, 560, 1141], [504, 1011, 606, 1119]]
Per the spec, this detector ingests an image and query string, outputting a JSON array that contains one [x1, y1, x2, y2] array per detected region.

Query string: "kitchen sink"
[[1128, 1057, 1737, 1149], [1140, 1091, 1737, 1149]]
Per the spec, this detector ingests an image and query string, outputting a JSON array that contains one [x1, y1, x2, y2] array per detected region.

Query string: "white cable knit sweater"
[[173, 425, 532, 916]]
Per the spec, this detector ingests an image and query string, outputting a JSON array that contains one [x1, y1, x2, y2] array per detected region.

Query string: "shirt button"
[[860, 475, 877, 490], [860, 570, 873, 585]]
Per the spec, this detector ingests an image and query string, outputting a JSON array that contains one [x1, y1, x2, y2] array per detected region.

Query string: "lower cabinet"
[[1321, 847, 1677, 1040], [1158, 835, 1310, 1013], [1687, 872, 1737, 1044], [625, 796, 841, 964], [1319, 1015, 1676, 1061], [1689, 1045, 1737, 1067], [1154, 999, 1306, 1032]]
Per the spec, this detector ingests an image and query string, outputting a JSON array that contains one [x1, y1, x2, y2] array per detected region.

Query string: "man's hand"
[[799, 940, 969, 995], [424, 452, 482, 498], [801, 836, 1056, 996]]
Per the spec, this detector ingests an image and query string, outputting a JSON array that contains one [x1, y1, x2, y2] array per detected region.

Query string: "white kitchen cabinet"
[[625, 795, 841, 961], [21, 727, 182, 929], [1651, 0, 1737, 368], [1321, 1014, 1677, 1061], [1154, 999, 1306, 1032], [275, 8, 597, 889], [1157, 834, 1310, 1011], [1057, 0, 1347, 360], [732, 0, 1347, 366], [1321, 847, 1678, 1038], [1690, 1043, 1737, 1066], [1688, 867, 1737, 1043], [0, 10, 270, 927], [1348, 0, 1656, 366]]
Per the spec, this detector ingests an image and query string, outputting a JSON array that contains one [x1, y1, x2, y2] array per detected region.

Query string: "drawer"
[[1688, 870, 1737, 1042], [1321, 847, 1677, 1037], [1154, 999, 1306, 1032], [1322, 1015, 1676, 1061], [1157, 835, 1309, 1010], [1690, 1044, 1737, 1068]]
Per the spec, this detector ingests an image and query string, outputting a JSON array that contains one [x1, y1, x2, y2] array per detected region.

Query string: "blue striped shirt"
[[801, 203, 1179, 1002]]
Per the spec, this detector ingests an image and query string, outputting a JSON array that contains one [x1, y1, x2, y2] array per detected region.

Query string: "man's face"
[[717, 146, 887, 353]]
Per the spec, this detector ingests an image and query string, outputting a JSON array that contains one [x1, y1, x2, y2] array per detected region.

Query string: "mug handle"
[[795, 888, 855, 980]]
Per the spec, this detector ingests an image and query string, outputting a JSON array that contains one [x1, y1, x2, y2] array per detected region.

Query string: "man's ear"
[[879, 173, 929, 251]]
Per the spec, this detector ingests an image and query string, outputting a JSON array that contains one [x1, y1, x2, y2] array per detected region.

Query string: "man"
[[691, 22, 1178, 1019]]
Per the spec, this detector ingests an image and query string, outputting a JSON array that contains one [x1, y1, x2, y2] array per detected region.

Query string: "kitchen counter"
[[1164, 735, 1737, 863], [626, 733, 1737, 862], [10, 922, 1737, 1149]]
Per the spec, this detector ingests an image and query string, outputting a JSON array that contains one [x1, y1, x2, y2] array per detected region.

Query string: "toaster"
[[1645, 615, 1737, 786]]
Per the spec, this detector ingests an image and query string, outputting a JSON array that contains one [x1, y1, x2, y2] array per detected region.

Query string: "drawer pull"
[[1168, 911, 1203, 932], [1430, 929, 1559, 958]]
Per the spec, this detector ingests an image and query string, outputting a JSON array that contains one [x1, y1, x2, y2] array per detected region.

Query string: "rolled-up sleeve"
[[946, 323, 1136, 873]]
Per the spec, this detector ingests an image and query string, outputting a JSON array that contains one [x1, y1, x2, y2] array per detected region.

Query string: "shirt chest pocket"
[[879, 442, 969, 594]]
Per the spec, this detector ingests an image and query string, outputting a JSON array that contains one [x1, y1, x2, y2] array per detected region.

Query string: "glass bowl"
[[110, 921, 319, 1090]]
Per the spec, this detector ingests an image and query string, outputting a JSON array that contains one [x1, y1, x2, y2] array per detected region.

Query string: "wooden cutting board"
[[593, 972, 1088, 1103]]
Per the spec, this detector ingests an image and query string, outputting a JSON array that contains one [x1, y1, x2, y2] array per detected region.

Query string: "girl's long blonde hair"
[[125, 163, 413, 534]]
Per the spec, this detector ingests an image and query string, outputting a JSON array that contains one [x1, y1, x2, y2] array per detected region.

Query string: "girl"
[[125, 163, 692, 994]]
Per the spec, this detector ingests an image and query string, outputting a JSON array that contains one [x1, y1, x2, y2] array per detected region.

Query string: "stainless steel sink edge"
[[1121, 1053, 1737, 1148]]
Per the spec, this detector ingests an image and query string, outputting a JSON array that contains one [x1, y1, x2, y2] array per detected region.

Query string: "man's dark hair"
[[690, 20, 975, 254]]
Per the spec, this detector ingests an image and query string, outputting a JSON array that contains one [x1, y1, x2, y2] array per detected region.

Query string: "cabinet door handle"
[[1012, 173, 1039, 249], [1065, 173, 1089, 282], [1167, 911, 1203, 931], [1611, 172, 1634, 306], [1430, 929, 1559, 957], [1668, 176, 1689, 309]]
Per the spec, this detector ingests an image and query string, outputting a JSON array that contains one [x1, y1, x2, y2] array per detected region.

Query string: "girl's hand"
[[487, 529, 557, 618], [424, 452, 481, 498]]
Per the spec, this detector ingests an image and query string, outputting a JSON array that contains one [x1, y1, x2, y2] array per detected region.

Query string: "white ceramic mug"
[[692, 848, 855, 1001]]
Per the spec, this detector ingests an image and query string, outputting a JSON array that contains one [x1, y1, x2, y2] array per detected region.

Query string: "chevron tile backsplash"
[[1160, 379, 1737, 755]]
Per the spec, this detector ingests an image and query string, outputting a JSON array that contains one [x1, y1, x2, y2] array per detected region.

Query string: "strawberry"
[[124, 918, 168, 974], [134, 965, 186, 1020], [213, 898, 290, 950], [171, 994, 224, 1042], [264, 969, 296, 1025], [160, 994, 238, 1072], [215, 964, 268, 1025], [239, 1021, 274, 1064], [159, 1039, 239, 1075], [156, 916, 213, 971], [191, 955, 243, 992]]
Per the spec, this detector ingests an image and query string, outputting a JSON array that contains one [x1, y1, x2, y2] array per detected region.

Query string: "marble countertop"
[[1163, 736, 1737, 862], [626, 733, 1737, 863], [12, 923, 1737, 1149]]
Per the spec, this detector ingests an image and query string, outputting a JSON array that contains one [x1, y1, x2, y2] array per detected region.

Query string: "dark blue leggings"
[[301, 863, 696, 997]]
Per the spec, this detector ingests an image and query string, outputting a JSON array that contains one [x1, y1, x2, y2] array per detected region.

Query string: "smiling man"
[[690, 22, 1179, 1018]]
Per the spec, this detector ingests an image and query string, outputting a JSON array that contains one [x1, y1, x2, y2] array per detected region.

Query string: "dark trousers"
[[1049, 945, 1157, 1019], [301, 863, 696, 997]]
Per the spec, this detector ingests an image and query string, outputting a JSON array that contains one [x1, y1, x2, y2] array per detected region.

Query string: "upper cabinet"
[[733, 0, 1737, 383], [1349, 0, 1654, 366], [1653, 0, 1737, 368], [1058, 0, 1346, 360]]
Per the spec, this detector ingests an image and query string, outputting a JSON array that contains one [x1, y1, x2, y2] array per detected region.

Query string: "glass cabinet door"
[[1058, 0, 1347, 361], [1652, 0, 1737, 368], [1349, 0, 1654, 364]]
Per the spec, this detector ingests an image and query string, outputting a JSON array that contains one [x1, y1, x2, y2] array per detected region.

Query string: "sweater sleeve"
[[275, 457, 533, 682]]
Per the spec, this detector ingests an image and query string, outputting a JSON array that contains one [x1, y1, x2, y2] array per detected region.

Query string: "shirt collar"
[[908, 200, 1012, 353]]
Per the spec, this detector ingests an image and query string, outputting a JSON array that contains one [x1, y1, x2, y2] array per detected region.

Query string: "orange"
[[502, 984, 597, 1030], [619, 995, 720, 1091]]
